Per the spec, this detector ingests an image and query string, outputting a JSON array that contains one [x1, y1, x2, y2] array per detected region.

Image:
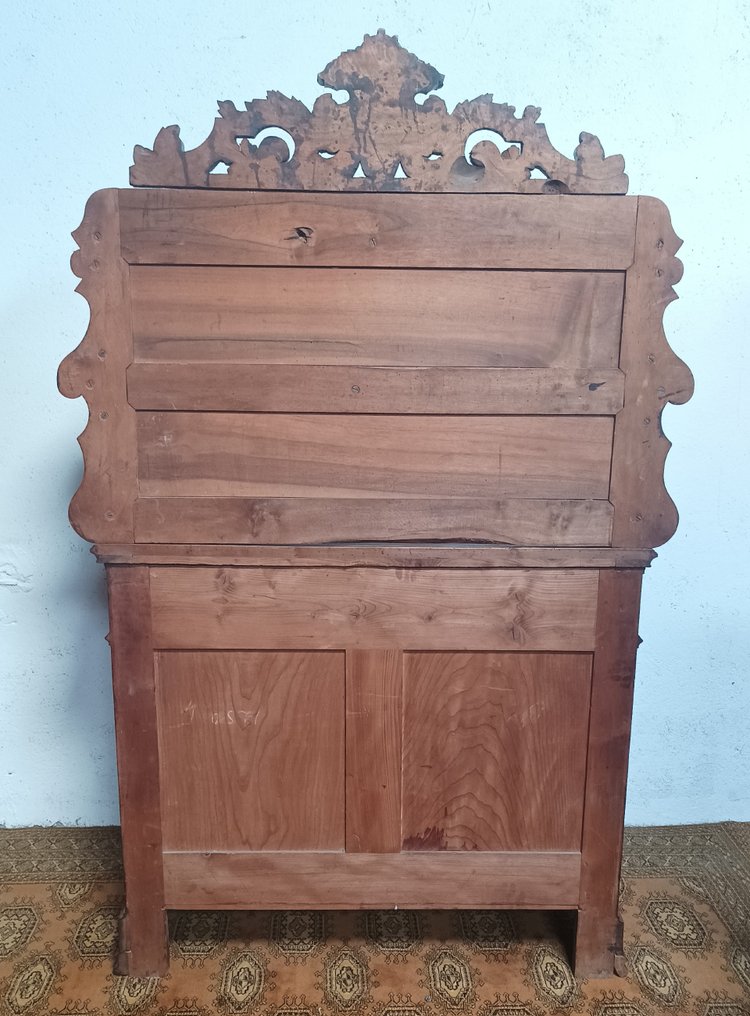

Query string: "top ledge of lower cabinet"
[[93, 544, 655, 569]]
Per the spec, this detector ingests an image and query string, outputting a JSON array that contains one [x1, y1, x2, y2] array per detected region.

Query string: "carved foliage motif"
[[130, 30, 627, 194]]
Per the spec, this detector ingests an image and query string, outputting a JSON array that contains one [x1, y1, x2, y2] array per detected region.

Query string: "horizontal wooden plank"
[[119, 190, 637, 269], [137, 413, 614, 499], [127, 364, 625, 414], [149, 567, 598, 650], [134, 496, 613, 545], [96, 545, 655, 569], [162, 849, 581, 909], [130, 267, 624, 368]]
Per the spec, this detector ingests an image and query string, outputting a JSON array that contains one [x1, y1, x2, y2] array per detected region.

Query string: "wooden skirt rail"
[[162, 851, 582, 909]]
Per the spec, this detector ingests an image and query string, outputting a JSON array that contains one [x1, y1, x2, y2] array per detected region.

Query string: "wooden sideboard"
[[58, 31, 693, 979]]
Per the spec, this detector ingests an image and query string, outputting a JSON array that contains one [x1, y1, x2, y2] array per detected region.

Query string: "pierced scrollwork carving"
[[130, 30, 627, 194]]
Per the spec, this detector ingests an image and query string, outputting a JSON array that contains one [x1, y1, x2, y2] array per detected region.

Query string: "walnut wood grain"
[[60, 32, 693, 981], [149, 566, 598, 651], [136, 412, 614, 500], [576, 569, 643, 977], [401, 652, 592, 851], [156, 650, 345, 851], [57, 190, 136, 542], [130, 31, 626, 195], [133, 496, 613, 547], [129, 266, 624, 368], [162, 849, 581, 909], [119, 190, 638, 269], [345, 649, 403, 853], [128, 363, 625, 414], [106, 566, 168, 976], [94, 544, 655, 569], [610, 197, 694, 548]]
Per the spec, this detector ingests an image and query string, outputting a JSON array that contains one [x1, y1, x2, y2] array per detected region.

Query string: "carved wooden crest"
[[130, 30, 628, 193]]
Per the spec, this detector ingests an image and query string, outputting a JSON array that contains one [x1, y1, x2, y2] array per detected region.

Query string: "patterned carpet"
[[1, 825, 749, 1015]]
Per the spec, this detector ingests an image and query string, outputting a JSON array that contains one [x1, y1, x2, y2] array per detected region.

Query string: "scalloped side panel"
[[610, 196, 694, 548], [58, 189, 136, 543]]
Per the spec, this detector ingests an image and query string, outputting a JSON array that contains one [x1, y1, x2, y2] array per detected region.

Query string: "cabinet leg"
[[574, 910, 624, 978], [107, 566, 169, 977], [576, 570, 642, 980], [116, 905, 169, 977]]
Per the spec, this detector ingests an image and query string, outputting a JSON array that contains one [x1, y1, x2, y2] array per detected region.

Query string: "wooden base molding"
[[162, 850, 581, 910]]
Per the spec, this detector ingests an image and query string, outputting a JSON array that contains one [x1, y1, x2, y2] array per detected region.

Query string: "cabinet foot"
[[573, 911, 624, 979], [115, 906, 170, 977]]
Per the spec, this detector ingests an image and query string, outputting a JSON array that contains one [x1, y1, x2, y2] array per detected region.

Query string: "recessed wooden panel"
[[119, 191, 634, 270], [162, 849, 581, 909], [137, 413, 614, 500], [127, 363, 625, 413], [402, 652, 592, 851], [346, 649, 403, 853], [134, 496, 614, 546], [155, 650, 345, 850], [130, 267, 624, 368], [119, 190, 638, 269], [149, 567, 598, 650]]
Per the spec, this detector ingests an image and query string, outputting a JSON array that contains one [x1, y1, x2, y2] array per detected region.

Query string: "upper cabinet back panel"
[[118, 191, 637, 269], [130, 266, 624, 369], [59, 32, 693, 551]]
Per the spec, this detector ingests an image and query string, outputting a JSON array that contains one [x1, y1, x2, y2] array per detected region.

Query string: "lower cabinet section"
[[155, 647, 592, 862], [107, 564, 643, 976]]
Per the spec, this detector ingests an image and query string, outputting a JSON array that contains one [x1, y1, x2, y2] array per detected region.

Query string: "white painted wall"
[[1, 0, 748, 826]]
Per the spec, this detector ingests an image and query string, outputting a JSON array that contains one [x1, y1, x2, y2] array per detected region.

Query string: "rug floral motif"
[[1, 824, 749, 1015]]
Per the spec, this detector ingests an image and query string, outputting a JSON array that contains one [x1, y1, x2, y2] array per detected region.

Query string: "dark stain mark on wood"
[[402, 826, 448, 850]]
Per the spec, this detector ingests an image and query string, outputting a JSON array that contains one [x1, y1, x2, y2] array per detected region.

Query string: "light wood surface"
[[156, 650, 345, 851], [149, 566, 599, 651], [401, 652, 592, 851], [133, 497, 613, 546], [129, 267, 624, 368], [610, 197, 695, 547], [136, 412, 614, 500], [345, 649, 403, 853], [162, 849, 581, 909], [57, 190, 136, 542], [127, 363, 625, 414], [131, 31, 626, 194], [119, 190, 638, 270]]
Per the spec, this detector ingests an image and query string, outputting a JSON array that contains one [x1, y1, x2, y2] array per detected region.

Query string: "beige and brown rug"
[[1, 824, 749, 1015]]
